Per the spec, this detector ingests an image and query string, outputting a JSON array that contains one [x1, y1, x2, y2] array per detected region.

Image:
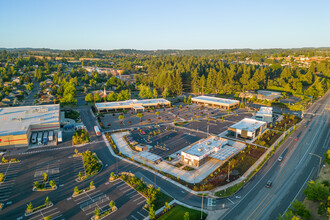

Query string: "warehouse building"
[[228, 118, 267, 140], [95, 98, 171, 112], [181, 136, 246, 167], [191, 96, 239, 109], [0, 104, 60, 149], [255, 107, 273, 123]]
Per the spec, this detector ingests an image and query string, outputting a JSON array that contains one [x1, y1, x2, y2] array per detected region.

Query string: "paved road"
[[220, 90, 330, 220]]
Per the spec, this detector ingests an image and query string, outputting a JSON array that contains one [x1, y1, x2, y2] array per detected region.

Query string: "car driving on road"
[[266, 180, 272, 188]]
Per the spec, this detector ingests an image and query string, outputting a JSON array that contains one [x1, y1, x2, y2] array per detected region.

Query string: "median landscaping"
[[273, 114, 301, 131], [72, 129, 90, 145], [92, 200, 117, 220], [25, 197, 52, 216], [33, 173, 57, 191], [254, 130, 282, 148], [1, 157, 20, 164], [73, 181, 95, 197], [120, 173, 173, 211], [76, 150, 102, 181]]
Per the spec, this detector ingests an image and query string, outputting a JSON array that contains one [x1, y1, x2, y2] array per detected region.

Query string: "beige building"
[[191, 96, 239, 110], [0, 104, 60, 149]]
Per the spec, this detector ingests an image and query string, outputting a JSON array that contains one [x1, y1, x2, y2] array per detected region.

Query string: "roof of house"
[[229, 118, 266, 132], [0, 104, 60, 136]]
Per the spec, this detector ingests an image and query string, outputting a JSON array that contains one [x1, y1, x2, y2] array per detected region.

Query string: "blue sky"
[[0, 0, 329, 50]]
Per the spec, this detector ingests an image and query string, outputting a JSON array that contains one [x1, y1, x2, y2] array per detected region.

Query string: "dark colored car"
[[266, 180, 272, 188]]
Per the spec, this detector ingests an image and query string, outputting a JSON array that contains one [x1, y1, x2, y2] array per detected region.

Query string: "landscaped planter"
[[25, 203, 53, 217], [91, 207, 117, 220]]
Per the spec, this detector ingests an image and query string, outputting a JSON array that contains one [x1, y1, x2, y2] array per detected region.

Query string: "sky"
[[0, 0, 330, 50]]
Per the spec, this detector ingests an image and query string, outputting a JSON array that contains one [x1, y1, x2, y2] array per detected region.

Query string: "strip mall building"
[[191, 96, 240, 109], [0, 104, 60, 149]]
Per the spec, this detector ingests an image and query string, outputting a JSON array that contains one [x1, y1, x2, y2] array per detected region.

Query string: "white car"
[[278, 156, 283, 162], [0, 152, 5, 156]]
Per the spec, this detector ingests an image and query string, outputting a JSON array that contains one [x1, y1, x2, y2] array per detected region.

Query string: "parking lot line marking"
[[137, 200, 146, 205], [137, 211, 146, 218], [76, 193, 104, 204], [131, 215, 139, 220], [130, 193, 139, 199], [41, 208, 59, 215], [119, 185, 130, 190], [115, 182, 125, 188], [74, 190, 101, 200], [133, 196, 145, 202], [126, 190, 136, 196], [122, 188, 132, 193], [50, 214, 63, 220]]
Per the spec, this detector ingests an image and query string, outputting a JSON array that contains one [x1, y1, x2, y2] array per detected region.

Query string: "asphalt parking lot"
[[130, 125, 206, 157], [27, 203, 63, 220], [0, 162, 21, 202], [33, 160, 60, 189]]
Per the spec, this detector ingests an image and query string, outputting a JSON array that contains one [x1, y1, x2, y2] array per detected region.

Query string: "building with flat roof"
[[255, 107, 273, 123], [0, 104, 60, 149], [191, 96, 239, 109], [228, 118, 267, 140], [181, 136, 245, 167], [95, 98, 171, 112]]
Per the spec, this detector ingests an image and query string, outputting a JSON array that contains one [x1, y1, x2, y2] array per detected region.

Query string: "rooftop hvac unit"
[[206, 141, 211, 145], [198, 148, 203, 152]]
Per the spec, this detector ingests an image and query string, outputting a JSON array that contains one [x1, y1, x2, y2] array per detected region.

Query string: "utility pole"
[[116, 157, 118, 174], [154, 172, 156, 188]]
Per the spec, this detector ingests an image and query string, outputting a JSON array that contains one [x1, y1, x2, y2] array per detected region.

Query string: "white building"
[[95, 98, 171, 112], [228, 118, 267, 140], [0, 104, 60, 149], [191, 96, 240, 109], [255, 107, 273, 123], [181, 136, 246, 167]]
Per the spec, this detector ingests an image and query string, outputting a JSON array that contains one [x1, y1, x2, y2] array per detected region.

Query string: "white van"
[[37, 132, 43, 145], [57, 131, 62, 143], [48, 131, 54, 141], [31, 132, 38, 144]]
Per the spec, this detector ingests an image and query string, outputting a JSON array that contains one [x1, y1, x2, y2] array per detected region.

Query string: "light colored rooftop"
[[191, 96, 239, 106], [95, 98, 170, 109], [184, 136, 228, 158], [0, 104, 60, 136], [257, 107, 273, 115], [230, 118, 266, 132]]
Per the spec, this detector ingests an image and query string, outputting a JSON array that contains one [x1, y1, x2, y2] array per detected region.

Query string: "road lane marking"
[[282, 167, 315, 217], [227, 198, 234, 204]]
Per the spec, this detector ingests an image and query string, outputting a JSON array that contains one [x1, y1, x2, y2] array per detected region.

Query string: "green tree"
[[162, 88, 169, 98], [153, 88, 158, 99], [43, 173, 48, 182], [290, 200, 311, 219], [277, 210, 299, 220], [184, 212, 190, 220], [26, 202, 34, 213], [94, 207, 100, 217], [78, 171, 82, 180], [136, 113, 143, 122], [109, 200, 116, 211], [304, 180, 329, 202], [45, 196, 50, 205], [49, 180, 56, 189], [85, 93, 93, 102], [74, 186, 79, 194], [44, 216, 51, 220], [0, 173, 4, 182], [94, 93, 100, 102], [149, 205, 155, 219], [90, 181, 94, 188]]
